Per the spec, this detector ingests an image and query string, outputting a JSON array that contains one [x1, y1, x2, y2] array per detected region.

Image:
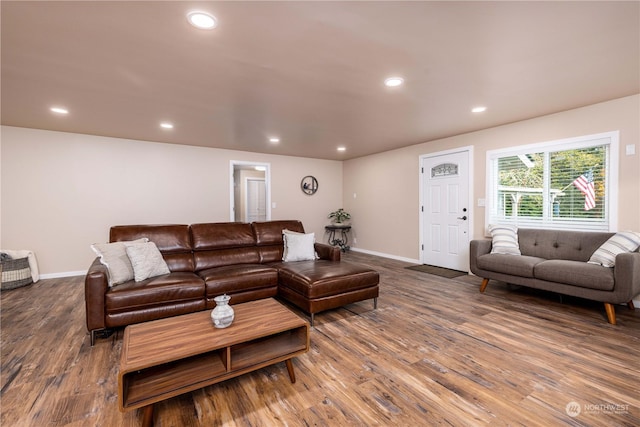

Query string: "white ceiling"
[[2, 1, 639, 160]]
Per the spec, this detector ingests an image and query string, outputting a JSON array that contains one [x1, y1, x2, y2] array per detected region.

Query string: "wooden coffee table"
[[118, 298, 309, 426]]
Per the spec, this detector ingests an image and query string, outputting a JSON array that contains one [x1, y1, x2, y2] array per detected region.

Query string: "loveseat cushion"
[[275, 260, 379, 299], [476, 254, 545, 278], [517, 229, 612, 262], [534, 260, 615, 291], [199, 264, 279, 297], [105, 272, 204, 312]]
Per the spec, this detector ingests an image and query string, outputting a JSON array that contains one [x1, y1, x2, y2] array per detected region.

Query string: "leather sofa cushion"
[[534, 260, 615, 291], [252, 220, 306, 263], [275, 260, 379, 299], [257, 246, 285, 264], [163, 253, 196, 272], [109, 225, 195, 272], [191, 223, 256, 250], [476, 254, 545, 278], [252, 220, 305, 246], [110, 224, 192, 253], [200, 264, 279, 296], [105, 272, 204, 312], [194, 247, 261, 271], [192, 223, 262, 270]]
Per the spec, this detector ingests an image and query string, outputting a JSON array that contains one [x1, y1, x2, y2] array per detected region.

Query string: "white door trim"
[[418, 146, 474, 269]]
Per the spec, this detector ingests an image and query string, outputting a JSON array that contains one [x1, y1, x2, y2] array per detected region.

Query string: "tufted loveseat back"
[[517, 228, 614, 262]]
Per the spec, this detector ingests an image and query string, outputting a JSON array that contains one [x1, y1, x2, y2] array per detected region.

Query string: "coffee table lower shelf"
[[118, 299, 310, 427]]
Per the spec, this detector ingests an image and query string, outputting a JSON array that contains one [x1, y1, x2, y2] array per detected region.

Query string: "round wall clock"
[[301, 176, 318, 195]]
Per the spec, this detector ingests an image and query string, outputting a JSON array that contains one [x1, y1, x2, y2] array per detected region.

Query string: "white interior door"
[[421, 150, 470, 271], [246, 178, 266, 222], [230, 161, 271, 222]]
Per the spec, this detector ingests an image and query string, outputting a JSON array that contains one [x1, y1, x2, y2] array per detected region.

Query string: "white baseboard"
[[349, 247, 420, 265], [39, 270, 86, 280]]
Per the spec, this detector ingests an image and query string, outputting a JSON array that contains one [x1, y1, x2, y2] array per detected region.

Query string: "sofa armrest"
[[315, 243, 341, 261], [85, 258, 108, 332], [469, 239, 492, 275], [614, 252, 640, 301]]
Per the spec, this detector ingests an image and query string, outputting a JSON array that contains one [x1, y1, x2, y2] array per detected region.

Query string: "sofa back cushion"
[[191, 223, 260, 270], [517, 228, 614, 262], [109, 225, 195, 272], [252, 220, 305, 263]]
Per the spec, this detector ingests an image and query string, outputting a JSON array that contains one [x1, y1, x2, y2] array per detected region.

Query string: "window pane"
[[550, 146, 606, 220], [496, 153, 544, 219]]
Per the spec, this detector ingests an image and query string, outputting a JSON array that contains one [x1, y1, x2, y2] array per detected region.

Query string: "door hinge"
[[421, 167, 424, 174], [421, 206, 424, 212], [421, 244, 424, 250]]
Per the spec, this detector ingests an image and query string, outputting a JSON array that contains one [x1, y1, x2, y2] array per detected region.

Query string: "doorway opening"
[[230, 161, 271, 222]]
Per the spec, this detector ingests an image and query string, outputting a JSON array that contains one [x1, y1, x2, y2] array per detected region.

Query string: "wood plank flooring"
[[2, 251, 639, 426]]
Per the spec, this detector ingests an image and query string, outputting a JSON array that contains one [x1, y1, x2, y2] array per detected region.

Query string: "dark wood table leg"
[[285, 359, 296, 383], [141, 404, 154, 427]]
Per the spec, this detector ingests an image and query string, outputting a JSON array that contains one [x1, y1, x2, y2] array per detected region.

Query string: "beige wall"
[[2, 95, 638, 274], [344, 95, 640, 261], [0, 126, 342, 275]]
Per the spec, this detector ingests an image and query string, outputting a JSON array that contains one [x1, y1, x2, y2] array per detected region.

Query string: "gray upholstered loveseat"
[[470, 228, 640, 324]]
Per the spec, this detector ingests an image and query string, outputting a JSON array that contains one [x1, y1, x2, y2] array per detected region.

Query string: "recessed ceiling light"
[[269, 137, 280, 143], [384, 77, 404, 87], [187, 11, 217, 29], [337, 147, 346, 152], [160, 122, 174, 129], [50, 106, 69, 114], [472, 106, 487, 113]]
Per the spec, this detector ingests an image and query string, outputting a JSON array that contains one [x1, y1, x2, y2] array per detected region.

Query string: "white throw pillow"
[[282, 231, 318, 262], [125, 241, 171, 282], [588, 231, 640, 268], [91, 238, 149, 287], [488, 224, 521, 255]]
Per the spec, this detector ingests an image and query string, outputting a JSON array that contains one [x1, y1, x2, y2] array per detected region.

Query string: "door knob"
[[457, 216, 467, 220]]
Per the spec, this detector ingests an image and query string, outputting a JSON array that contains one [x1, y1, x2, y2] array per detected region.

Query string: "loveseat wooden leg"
[[604, 303, 617, 325], [628, 301, 636, 310], [479, 278, 489, 293]]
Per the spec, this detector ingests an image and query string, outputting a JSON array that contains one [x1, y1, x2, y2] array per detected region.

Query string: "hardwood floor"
[[2, 251, 639, 426]]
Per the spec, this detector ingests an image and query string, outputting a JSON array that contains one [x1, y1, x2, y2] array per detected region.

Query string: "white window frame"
[[485, 131, 619, 233]]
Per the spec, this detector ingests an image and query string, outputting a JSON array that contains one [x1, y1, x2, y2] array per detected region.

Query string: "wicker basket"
[[1, 257, 33, 290]]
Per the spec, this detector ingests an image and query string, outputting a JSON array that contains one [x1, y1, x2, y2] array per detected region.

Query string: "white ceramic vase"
[[211, 294, 234, 328]]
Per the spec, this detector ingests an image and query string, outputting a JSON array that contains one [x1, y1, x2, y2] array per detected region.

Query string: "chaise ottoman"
[[273, 260, 379, 325]]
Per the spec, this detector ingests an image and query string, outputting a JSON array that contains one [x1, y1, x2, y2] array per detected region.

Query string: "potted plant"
[[328, 208, 351, 225]]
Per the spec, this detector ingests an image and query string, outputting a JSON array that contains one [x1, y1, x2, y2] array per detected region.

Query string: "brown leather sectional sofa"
[[85, 220, 379, 345]]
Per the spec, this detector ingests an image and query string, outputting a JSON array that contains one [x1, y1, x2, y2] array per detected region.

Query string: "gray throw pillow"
[[91, 238, 149, 286], [125, 241, 170, 281]]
